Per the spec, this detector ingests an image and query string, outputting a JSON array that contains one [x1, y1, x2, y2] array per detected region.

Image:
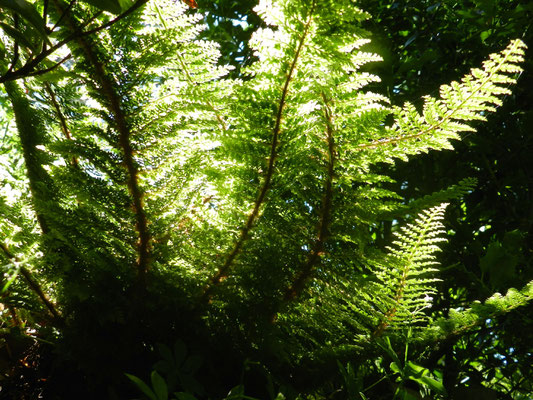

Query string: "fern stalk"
[[0, 242, 62, 322], [51, 0, 152, 281], [203, 0, 317, 298], [283, 93, 336, 303]]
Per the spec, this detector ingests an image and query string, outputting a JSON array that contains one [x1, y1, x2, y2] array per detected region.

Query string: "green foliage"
[[379, 333, 446, 399], [0, 0, 530, 398]]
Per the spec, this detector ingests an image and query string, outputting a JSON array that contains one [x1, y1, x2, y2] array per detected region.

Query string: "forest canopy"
[[0, 0, 531, 399]]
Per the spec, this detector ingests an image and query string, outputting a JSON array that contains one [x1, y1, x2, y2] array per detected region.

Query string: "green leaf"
[[480, 30, 491, 42], [380, 337, 402, 367], [480, 233, 520, 288], [80, 0, 122, 14], [0, 0, 46, 36], [33, 68, 71, 83], [404, 362, 445, 395], [118, 0, 135, 11], [157, 343, 175, 364], [227, 385, 244, 396], [390, 361, 402, 375], [0, 22, 37, 51], [125, 373, 157, 400], [417, 375, 445, 394], [1, 263, 20, 293], [151, 371, 168, 400]]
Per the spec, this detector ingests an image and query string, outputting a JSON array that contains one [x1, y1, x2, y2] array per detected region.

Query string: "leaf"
[[151, 371, 168, 400], [404, 362, 446, 394], [480, 30, 491, 42], [157, 343, 175, 364], [480, 233, 520, 288], [1, 263, 20, 293], [178, 374, 204, 396], [118, 0, 135, 11], [125, 373, 157, 400], [0, 0, 46, 36], [390, 361, 402, 375], [416, 375, 446, 394], [0, 22, 37, 51], [33, 68, 72, 83], [153, 359, 174, 375], [79, 0, 122, 14], [403, 33, 418, 48], [225, 385, 246, 399]]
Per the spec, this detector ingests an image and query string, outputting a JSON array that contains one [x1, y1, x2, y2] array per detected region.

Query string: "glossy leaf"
[[151, 371, 168, 400], [125, 373, 157, 400]]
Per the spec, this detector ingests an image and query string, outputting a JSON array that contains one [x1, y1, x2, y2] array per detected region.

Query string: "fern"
[[424, 280, 533, 342], [371, 204, 448, 337], [0, 0, 529, 395], [356, 39, 526, 162]]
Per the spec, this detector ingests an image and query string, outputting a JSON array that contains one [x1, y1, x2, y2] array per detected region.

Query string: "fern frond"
[[423, 280, 533, 342], [357, 39, 526, 161], [371, 203, 448, 337]]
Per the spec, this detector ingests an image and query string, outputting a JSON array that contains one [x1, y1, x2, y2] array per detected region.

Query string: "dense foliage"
[[0, 0, 531, 399]]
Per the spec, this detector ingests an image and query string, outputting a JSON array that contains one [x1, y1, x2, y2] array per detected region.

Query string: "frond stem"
[[44, 82, 78, 166], [0, 242, 62, 322], [372, 214, 438, 338], [53, 0, 151, 281], [281, 92, 336, 304], [202, 2, 316, 301]]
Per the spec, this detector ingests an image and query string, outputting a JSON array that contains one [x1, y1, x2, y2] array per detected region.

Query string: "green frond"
[[371, 204, 448, 336], [356, 39, 527, 161], [423, 280, 533, 342], [0, 0, 530, 392]]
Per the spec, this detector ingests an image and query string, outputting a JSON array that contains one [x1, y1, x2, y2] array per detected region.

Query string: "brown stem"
[[8, 305, 22, 327], [372, 276, 406, 338], [44, 82, 78, 166], [7, 14, 20, 74], [51, 0, 151, 281], [272, 93, 336, 321], [19, 266, 62, 321], [0, 242, 62, 321], [27, 54, 72, 78], [201, 2, 316, 301]]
